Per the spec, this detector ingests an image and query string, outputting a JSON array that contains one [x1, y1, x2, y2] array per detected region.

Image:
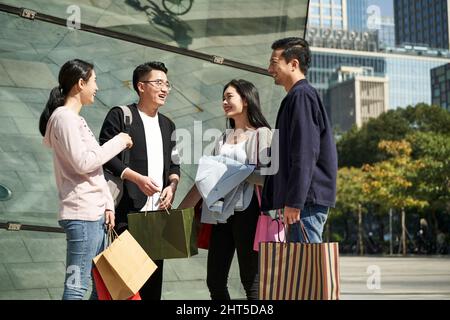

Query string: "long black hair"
[[39, 59, 94, 136], [223, 79, 271, 130]]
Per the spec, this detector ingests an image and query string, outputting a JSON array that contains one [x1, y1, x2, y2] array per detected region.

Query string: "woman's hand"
[[105, 210, 115, 230], [118, 132, 133, 149]]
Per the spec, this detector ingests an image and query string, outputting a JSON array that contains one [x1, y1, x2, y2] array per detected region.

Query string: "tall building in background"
[[309, 46, 450, 114], [377, 16, 396, 48], [394, 0, 450, 50], [328, 66, 389, 131], [308, 0, 348, 30], [431, 63, 450, 111], [346, 0, 368, 32]]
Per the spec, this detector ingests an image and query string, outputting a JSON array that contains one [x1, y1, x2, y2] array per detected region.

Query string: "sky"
[[368, 0, 394, 17]]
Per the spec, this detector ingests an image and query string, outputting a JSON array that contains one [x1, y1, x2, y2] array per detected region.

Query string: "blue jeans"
[[288, 204, 329, 243], [59, 217, 106, 300]]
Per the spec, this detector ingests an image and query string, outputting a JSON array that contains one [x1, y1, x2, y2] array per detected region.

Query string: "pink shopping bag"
[[253, 186, 285, 251]]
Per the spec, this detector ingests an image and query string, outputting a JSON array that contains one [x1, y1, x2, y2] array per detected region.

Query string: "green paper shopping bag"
[[127, 208, 198, 260]]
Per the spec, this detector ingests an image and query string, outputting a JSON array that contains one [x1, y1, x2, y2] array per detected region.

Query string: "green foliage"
[[401, 103, 450, 135], [336, 104, 449, 215], [362, 140, 428, 211], [335, 167, 367, 215], [407, 131, 450, 211], [337, 104, 450, 168]]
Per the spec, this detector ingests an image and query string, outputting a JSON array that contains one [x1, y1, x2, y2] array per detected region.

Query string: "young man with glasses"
[[99, 61, 180, 300]]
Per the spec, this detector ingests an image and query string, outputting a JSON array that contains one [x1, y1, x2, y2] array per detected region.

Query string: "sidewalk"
[[162, 251, 450, 300], [1, 228, 449, 300]]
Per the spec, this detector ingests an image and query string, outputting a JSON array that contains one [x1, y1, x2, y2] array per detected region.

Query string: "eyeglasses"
[[140, 79, 172, 91]]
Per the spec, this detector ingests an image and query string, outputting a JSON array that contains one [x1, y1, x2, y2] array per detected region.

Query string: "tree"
[[407, 131, 450, 212], [407, 131, 450, 243], [337, 104, 450, 168], [335, 167, 367, 255], [401, 103, 450, 135], [362, 140, 428, 255], [335, 104, 449, 253]]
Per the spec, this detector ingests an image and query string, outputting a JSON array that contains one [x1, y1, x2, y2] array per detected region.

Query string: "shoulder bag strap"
[[118, 105, 133, 166]]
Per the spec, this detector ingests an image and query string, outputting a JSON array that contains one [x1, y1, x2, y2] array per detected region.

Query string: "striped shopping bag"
[[258, 241, 340, 300]]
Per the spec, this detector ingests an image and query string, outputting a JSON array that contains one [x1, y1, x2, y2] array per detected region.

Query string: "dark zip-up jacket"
[[261, 79, 337, 211]]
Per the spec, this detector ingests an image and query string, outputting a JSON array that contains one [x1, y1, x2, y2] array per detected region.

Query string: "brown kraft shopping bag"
[[93, 229, 157, 300]]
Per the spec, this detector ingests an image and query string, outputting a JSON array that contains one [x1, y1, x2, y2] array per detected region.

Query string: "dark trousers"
[[139, 259, 164, 300], [206, 193, 259, 300], [116, 220, 164, 301]]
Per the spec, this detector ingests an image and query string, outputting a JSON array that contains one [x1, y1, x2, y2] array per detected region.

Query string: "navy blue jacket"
[[261, 79, 337, 211]]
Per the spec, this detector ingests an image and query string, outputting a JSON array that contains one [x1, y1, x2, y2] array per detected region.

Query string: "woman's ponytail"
[[39, 86, 66, 136]]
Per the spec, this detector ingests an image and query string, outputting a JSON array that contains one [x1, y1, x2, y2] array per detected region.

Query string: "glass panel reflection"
[[0, 11, 286, 224], [0, 0, 308, 68]]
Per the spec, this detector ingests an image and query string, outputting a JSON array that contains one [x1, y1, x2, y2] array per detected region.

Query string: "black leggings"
[[206, 193, 259, 300]]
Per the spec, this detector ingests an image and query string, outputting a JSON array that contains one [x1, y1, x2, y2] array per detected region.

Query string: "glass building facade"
[[385, 53, 450, 109], [377, 16, 396, 49], [309, 48, 385, 100], [308, 0, 347, 30], [431, 63, 450, 111], [309, 47, 450, 112], [346, 0, 368, 32], [394, 0, 450, 50]]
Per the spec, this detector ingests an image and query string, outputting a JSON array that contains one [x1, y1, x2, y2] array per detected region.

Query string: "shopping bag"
[[258, 223, 340, 300], [253, 208, 285, 252], [128, 208, 198, 260], [197, 223, 212, 250], [259, 241, 340, 300], [194, 199, 212, 249], [93, 230, 157, 300], [253, 187, 285, 251], [92, 266, 141, 300]]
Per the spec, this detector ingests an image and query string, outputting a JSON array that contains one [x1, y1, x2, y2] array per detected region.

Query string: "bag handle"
[[143, 197, 172, 216], [254, 129, 263, 211], [255, 129, 289, 243], [299, 221, 310, 243], [106, 227, 119, 247], [275, 217, 286, 243], [254, 130, 283, 221], [285, 218, 310, 243], [254, 128, 310, 244]]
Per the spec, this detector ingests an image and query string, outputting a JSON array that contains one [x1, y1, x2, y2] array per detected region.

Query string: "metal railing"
[[0, 3, 272, 76], [0, 221, 64, 233]]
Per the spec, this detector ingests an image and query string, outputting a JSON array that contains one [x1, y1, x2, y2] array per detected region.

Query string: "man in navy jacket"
[[261, 38, 337, 243]]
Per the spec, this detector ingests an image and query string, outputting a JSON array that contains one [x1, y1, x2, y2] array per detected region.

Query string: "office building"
[[394, 0, 450, 50], [431, 63, 450, 111], [328, 66, 389, 131]]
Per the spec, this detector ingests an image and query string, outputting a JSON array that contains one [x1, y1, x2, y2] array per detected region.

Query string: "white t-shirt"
[[219, 140, 248, 164], [138, 110, 164, 211]]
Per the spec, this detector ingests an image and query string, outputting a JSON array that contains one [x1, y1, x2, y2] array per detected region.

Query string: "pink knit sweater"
[[43, 107, 127, 221]]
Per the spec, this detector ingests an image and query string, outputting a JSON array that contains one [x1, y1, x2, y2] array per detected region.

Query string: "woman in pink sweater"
[[39, 59, 133, 300]]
